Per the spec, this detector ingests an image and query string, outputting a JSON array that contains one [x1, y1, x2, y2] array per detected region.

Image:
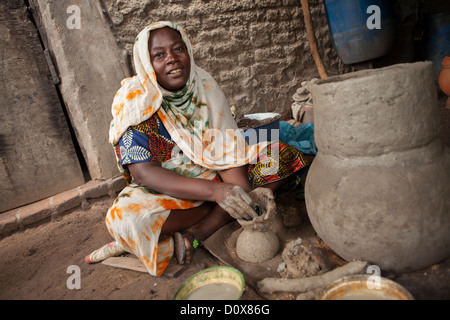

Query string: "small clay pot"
[[235, 219, 279, 263], [438, 55, 450, 95]]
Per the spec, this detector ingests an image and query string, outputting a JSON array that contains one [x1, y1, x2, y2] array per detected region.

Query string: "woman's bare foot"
[[182, 232, 195, 264], [173, 204, 234, 265]]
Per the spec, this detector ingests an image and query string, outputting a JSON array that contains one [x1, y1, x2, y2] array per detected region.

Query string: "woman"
[[86, 21, 308, 276]]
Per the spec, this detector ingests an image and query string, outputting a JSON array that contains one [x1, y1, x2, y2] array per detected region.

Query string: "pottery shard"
[[280, 238, 331, 278]]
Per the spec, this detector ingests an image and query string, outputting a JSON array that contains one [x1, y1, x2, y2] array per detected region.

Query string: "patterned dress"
[[105, 112, 308, 276]]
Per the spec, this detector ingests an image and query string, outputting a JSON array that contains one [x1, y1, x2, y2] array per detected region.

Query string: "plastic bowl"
[[240, 112, 281, 145], [173, 266, 245, 300], [318, 275, 414, 300]]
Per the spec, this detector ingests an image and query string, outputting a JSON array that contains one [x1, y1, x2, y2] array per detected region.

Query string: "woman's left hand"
[[216, 184, 259, 221], [248, 187, 276, 230]]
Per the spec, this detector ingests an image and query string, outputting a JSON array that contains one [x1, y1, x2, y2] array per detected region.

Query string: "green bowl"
[[174, 266, 245, 300]]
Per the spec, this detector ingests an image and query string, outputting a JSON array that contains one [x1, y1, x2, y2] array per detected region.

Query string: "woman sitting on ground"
[[86, 21, 309, 276]]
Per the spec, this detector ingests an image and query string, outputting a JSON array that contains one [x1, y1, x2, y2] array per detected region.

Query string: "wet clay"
[[278, 238, 331, 279], [218, 185, 256, 220], [235, 218, 279, 263]]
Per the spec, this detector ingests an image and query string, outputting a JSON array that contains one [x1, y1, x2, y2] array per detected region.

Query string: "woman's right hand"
[[215, 184, 259, 221]]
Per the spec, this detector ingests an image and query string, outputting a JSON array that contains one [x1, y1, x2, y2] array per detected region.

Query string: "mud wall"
[[1, 0, 344, 213]]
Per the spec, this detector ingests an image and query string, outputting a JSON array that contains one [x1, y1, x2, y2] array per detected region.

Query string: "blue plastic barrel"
[[324, 0, 396, 64]]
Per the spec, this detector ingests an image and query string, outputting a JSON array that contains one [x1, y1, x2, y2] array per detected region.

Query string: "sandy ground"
[[0, 196, 258, 300], [0, 94, 449, 301]]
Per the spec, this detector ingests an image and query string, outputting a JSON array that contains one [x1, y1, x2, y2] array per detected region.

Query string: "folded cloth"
[[279, 121, 317, 155]]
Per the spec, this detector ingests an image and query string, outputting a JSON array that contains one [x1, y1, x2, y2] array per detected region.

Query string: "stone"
[[0, 210, 19, 238]]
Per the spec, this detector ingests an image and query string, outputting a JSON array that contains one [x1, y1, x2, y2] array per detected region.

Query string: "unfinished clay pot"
[[305, 62, 450, 272], [235, 219, 279, 263]]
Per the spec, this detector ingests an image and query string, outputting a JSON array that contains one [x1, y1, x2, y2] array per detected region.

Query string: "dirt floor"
[[0, 94, 449, 301]]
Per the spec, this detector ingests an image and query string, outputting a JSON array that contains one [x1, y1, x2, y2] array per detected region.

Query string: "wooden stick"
[[301, 0, 328, 79]]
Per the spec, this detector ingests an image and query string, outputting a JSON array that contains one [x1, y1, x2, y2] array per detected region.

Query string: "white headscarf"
[[109, 21, 265, 171]]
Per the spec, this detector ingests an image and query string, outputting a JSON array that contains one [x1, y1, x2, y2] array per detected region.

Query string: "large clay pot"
[[305, 62, 450, 272], [438, 55, 450, 95]]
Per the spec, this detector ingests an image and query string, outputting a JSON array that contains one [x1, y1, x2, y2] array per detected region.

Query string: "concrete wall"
[[103, 0, 346, 119], [30, 0, 132, 181], [0, 0, 85, 212]]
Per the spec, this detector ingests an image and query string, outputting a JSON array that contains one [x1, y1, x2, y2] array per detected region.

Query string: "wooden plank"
[[102, 256, 185, 278], [102, 256, 148, 273], [0, 1, 85, 212]]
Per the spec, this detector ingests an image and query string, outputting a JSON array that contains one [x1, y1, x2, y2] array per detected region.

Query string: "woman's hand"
[[248, 187, 276, 231], [215, 184, 259, 220]]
